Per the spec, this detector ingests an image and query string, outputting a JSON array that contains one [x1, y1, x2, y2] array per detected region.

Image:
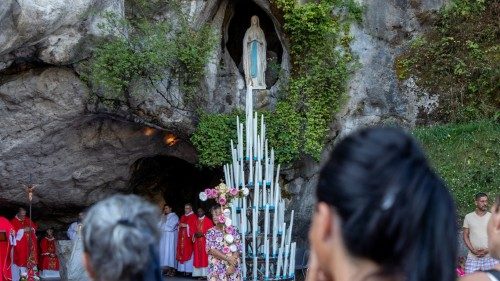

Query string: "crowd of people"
[[0, 127, 498, 281]]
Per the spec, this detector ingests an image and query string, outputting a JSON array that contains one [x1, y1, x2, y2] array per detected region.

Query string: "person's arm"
[[463, 228, 477, 255], [207, 248, 238, 267]]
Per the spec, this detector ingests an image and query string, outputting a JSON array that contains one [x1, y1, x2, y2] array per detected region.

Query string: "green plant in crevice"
[[271, 0, 360, 160], [85, 0, 217, 107], [190, 112, 241, 168], [397, 0, 499, 123]]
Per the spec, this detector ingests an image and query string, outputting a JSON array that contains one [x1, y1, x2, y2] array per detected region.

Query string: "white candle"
[[242, 228, 247, 277], [253, 255, 257, 281], [264, 140, 269, 184], [252, 208, 257, 255], [264, 204, 269, 241], [239, 126, 244, 160], [255, 165, 260, 209], [287, 210, 294, 246], [289, 242, 296, 277], [253, 113, 257, 159], [264, 238, 270, 278], [272, 203, 278, 256], [231, 203, 237, 228], [283, 244, 290, 279], [240, 160, 245, 187], [249, 153, 253, 186], [276, 245, 283, 278]]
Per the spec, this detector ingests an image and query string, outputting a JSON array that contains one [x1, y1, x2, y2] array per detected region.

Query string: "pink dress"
[[206, 227, 242, 281]]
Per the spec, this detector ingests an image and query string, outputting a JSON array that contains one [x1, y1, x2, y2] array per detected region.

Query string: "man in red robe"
[[176, 203, 197, 276], [39, 229, 59, 278], [10, 208, 38, 280], [192, 208, 213, 279], [0, 216, 15, 281]]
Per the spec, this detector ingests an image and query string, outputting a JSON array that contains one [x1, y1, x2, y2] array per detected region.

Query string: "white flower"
[[223, 208, 231, 218], [229, 244, 238, 252], [199, 192, 208, 202], [242, 188, 250, 196], [225, 218, 232, 227], [225, 234, 235, 244]]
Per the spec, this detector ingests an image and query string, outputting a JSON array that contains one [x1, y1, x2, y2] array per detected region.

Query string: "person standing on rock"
[[192, 208, 213, 279], [0, 216, 15, 281], [159, 204, 178, 277], [39, 228, 60, 279], [463, 192, 499, 273], [10, 207, 38, 281], [176, 203, 197, 277]]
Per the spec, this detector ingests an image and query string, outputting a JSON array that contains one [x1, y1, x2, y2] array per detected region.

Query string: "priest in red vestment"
[[192, 208, 213, 279], [10, 208, 38, 280], [176, 203, 197, 276], [39, 229, 59, 278], [0, 216, 14, 281]]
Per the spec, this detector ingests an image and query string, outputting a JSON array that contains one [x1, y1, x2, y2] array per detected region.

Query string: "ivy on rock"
[[192, 0, 362, 167]]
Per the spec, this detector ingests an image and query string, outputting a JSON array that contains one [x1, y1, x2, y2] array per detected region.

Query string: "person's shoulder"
[[465, 212, 475, 218], [460, 272, 490, 281]]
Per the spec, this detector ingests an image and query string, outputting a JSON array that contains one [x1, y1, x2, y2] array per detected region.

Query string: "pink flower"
[[226, 225, 235, 234], [222, 246, 230, 254], [229, 188, 239, 196], [217, 215, 226, 224], [218, 196, 227, 205], [206, 189, 217, 199]]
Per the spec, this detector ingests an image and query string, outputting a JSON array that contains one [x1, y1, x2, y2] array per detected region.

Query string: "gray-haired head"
[[82, 194, 161, 281]]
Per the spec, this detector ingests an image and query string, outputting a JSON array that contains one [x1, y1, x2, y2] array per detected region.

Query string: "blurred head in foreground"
[[82, 194, 162, 281], [488, 195, 500, 260], [309, 127, 457, 281]]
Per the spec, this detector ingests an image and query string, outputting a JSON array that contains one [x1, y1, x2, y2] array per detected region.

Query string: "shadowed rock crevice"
[[130, 155, 223, 214]]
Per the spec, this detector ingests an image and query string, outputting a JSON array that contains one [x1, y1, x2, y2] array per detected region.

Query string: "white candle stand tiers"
[[208, 85, 297, 281]]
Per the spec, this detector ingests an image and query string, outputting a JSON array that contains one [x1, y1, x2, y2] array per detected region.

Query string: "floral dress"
[[206, 226, 242, 281]]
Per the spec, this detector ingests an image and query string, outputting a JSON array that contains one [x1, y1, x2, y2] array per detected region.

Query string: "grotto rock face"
[[0, 0, 448, 244], [287, 0, 448, 244], [0, 67, 198, 227], [0, 0, 289, 228]]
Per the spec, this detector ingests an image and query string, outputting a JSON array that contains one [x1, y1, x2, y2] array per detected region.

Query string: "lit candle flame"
[[164, 133, 179, 146], [143, 127, 155, 137]]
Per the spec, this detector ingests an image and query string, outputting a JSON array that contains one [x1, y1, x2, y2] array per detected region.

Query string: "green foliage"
[[191, 113, 240, 168], [398, 0, 499, 123], [85, 1, 217, 103], [270, 0, 360, 159], [191, 0, 361, 166], [413, 120, 500, 218]]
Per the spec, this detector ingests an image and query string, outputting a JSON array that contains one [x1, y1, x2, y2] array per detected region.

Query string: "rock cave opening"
[[225, 0, 283, 85], [130, 155, 224, 215]]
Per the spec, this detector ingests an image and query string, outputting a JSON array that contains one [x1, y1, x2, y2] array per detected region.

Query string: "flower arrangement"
[[200, 182, 249, 274], [199, 182, 249, 205]]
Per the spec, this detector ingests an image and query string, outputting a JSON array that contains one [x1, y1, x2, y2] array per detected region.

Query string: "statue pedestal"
[[253, 89, 270, 109]]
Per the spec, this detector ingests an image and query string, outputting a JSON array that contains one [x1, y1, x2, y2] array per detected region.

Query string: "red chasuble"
[[0, 217, 14, 281], [39, 237, 59, 271], [193, 216, 213, 268], [176, 212, 197, 263], [10, 216, 38, 267]]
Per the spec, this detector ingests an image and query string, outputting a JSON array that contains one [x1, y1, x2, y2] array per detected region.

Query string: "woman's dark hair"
[[317, 127, 457, 281]]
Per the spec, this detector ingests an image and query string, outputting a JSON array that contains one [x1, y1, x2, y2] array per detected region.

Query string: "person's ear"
[[83, 252, 96, 280], [316, 202, 334, 243]]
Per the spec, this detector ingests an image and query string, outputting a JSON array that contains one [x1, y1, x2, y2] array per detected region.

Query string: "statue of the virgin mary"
[[243, 15, 267, 89]]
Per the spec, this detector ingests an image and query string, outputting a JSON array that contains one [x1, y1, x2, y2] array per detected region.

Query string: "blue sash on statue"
[[250, 40, 258, 78]]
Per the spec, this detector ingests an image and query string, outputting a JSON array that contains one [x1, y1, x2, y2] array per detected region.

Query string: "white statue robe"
[[159, 213, 179, 268], [243, 16, 267, 89]]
